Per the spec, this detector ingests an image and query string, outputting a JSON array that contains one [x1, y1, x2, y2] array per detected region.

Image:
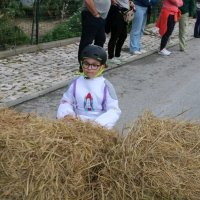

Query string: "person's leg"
[[115, 22, 127, 57], [160, 15, 175, 50], [179, 13, 188, 51], [94, 17, 106, 47], [105, 6, 115, 34], [130, 5, 147, 52], [107, 6, 119, 59], [194, 10, 200, 37], [94, 7, 110, 48], [107, 7, 125, 58], [197, 10, 200, 36], [78, 12, 96, 69], [78, 11, 101, 72], [140, 7, 148, 51], [108, 24, 119, 59]]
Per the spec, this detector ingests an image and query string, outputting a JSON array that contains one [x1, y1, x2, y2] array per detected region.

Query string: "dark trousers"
[[78, 11, 106, 71], [106, 6, 128, 59], [160, 15, 175, 50], [194, 10, 200, 37]]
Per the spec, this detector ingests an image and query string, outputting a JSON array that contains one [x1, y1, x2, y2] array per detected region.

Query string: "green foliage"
[[0, 17, 30, 49], [39, 0, 63, 18], [0, 0, 82, 18], [42, 10, 81, 42], [0, 0, 24, 18], [66, 0, 82, 15], [147, 1, 162, 24], [39, 0, 82, 19]]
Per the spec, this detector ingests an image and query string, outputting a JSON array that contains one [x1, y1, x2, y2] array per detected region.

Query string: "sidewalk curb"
[[106, 36, 194, 71], [1, 81, 72, 108], [0, 22, 156, 59], [0, 37, 80, 59], [1, 36, 194, 108]]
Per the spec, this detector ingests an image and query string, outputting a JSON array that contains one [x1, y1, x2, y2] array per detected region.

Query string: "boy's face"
[[82, 58, 104, 79]]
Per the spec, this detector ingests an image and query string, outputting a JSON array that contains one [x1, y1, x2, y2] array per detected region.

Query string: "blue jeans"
[[130, 5, 147, 52]]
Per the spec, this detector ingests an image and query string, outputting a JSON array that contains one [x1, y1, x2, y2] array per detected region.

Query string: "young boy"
[[57, 45, 121, 129]]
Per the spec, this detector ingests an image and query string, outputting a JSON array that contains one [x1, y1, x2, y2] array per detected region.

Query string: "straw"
[[1, 109, 200, 199]]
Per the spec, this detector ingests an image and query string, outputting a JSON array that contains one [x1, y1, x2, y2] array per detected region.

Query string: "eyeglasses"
[[82, 61, 101, 70]]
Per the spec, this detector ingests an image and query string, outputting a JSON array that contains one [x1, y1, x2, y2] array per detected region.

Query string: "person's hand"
[[94, 13, 100, 18], [130, 1, 135, 10], [111, 0, 118, 5]]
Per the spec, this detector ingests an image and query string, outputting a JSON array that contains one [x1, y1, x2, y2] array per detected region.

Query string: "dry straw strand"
[[1, 109, 200, 199]]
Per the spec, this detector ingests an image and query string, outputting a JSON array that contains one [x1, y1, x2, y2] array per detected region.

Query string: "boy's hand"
[[63, 115, 76, 124]]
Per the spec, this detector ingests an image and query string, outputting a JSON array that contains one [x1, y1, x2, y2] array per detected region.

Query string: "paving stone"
[[0, 19, 195, 107]]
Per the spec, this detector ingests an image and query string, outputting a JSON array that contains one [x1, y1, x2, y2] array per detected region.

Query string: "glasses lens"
[[82, 62, 100, 69]]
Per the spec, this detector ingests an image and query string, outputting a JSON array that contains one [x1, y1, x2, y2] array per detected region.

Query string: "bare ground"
[[14, 18, 62, 37]]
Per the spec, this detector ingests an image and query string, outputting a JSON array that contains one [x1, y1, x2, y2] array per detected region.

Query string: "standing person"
[[78, 0, 111, 72], [179, 0, 195, 51], [106, 0, 135, 62], [129, 0, 158, 55], [194, 0, 200, 37], [156, 0, 183, 56], [57, 45, 121, 129]]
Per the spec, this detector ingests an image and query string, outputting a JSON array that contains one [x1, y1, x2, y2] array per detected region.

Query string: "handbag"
[[123, 9, 134, 23]]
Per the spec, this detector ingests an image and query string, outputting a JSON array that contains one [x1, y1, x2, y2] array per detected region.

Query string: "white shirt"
[[117, 0, 130, 10], [57, 76, 121, 129], [82, 0, 111, 19]]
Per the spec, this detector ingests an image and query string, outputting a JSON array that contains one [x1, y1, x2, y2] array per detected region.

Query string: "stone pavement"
[[0, 18, 195, 108]]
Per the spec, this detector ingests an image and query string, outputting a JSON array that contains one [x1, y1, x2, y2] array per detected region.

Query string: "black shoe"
[[115, 54, 121, 58], [108, 55, 114, 59]]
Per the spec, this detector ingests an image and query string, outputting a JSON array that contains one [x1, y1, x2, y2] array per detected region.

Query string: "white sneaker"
[[107, 57, 121, 65], [113, 57, 121, 64], [131, 50, 142, 55], [158, 48, 171, 56], [140, 49, 147, 54]]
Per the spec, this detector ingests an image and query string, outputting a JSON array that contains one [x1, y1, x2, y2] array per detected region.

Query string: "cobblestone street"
[[14, 39, 200, 132], [0, 19, 195, 108]]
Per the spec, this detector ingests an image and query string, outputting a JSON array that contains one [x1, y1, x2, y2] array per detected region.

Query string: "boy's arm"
[[85, 0, 100, 17], [95, 81, 121, 129], [57, 84, 76, 119], [95, 98, 121, 129]]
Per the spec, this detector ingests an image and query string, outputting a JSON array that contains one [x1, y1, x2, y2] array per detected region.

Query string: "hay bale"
[[1, 109, 200, 200], [96, 112, 200, 199], [0, 108, 117, 200]]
